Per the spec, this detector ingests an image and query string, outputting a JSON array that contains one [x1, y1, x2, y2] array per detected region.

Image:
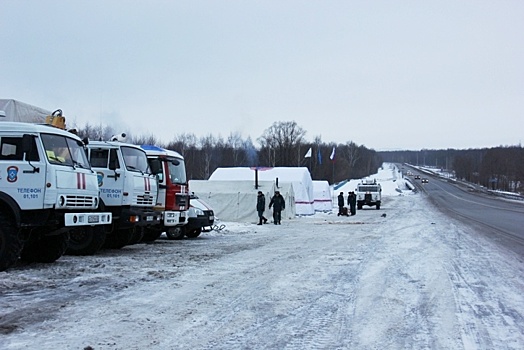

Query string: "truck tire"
[[0, 213, 22, 272], [376, 203, 381, 210], [357, 202, 363, 210], [142, 228, 162, 243], [166, 227, 185, 240], [103, 228, 133, 249], [128, 227, 144, 245], [66, 226, 106, 255], [20, 231, 68, 264], [185, 228, 202, 238]]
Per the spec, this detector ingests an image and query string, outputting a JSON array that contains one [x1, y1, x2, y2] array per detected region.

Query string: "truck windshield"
[[167, 157, 187, 184], [121, 146, 150, 173], [41, 133, 90, 169], [358, 186, 379, 192]]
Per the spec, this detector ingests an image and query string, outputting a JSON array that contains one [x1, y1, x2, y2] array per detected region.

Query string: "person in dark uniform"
[[269, 190, 285, 225], [256, 191, 268, 225], [348, 191, 357, 215], [337, 192, 345, 216]]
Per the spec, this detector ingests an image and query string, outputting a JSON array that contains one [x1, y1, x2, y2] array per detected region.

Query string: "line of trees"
[[380, 146, 524, 193], [74, 120, 382, 184]]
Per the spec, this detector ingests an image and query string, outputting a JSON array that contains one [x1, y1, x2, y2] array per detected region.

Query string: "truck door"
[[148, 156, 166, 209], [89, 147, 124, 206], [0, 134, 45, 210]]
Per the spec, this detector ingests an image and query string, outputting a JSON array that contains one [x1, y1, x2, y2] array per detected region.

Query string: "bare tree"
[[199, 134, 221, 179], [226, 132, 246, 166], [257, 121, 307, 166], [75, 122, 115, 142], [343, 141, 360, 178], [167, 133, 198, 155], [130, 134, 159, 146]]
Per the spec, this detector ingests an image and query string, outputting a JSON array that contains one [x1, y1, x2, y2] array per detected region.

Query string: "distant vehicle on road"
[[414, 175, 421, 180], [421, 178, 429, 184]]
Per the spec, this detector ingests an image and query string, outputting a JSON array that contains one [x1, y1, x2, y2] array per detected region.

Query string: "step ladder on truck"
[[0, 112, 112, 271]]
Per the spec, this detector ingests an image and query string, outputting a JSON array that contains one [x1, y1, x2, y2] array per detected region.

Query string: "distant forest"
[[380, 147, 524, 194], [74, 120, 382, 184], [73, 120, 523, 194]]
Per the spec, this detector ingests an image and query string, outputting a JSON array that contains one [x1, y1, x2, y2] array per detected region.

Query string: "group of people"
[[257, 190, 285, 225], [257, 189, 356, 225], [337, 191, 357, 216]]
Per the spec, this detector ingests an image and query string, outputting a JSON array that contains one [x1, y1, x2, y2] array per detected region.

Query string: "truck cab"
[[141, 145, 189, 240], [82, 140, 161, 249], [0, 122, 112, 271]]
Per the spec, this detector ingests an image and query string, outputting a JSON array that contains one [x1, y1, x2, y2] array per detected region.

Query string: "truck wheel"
[[0, 213, 22, 272], [357, 203, 363, 210], [103, 229, 133, 249], [376, 203, 381, 210], [142, 228, 162, 243], [20, 231, 68, 264], [66, 226, 106, 255], [128, 227, 144, 245], [166, 227, 185, 240], [185, 228, 202, 238]]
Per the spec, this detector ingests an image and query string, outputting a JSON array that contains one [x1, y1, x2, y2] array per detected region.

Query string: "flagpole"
[[332, 160, 335, 184], [329, 146, 336, 184]]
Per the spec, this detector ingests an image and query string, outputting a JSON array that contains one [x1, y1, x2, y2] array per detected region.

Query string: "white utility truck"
[[0, 121, 112, 271], [78, 140, 161, 250], [356, 179, 382, 210]]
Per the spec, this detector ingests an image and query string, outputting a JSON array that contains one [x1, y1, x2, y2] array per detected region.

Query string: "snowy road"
[[1, 190, 524, 349]]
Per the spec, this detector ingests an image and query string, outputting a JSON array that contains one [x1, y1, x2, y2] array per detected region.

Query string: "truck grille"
[[136, 194, 155, 206], [65, 195, 95, 207], [176, 194, 188, 206]]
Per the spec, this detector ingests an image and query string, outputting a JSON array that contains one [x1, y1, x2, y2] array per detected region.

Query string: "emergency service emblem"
[[7, 166, 19, 183], [97, 172, 104, 187]]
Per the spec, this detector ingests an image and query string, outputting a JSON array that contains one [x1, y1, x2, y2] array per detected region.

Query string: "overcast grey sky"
[[1, 0, 523, 150]]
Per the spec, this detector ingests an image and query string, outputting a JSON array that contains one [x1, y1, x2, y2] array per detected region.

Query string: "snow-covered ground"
[[1, 164, 523, 349]]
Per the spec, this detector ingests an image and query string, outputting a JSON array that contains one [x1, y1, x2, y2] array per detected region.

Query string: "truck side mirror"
[[22, 134, 34, 154]]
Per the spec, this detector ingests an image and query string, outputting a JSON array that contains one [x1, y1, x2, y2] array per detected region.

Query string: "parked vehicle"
[[74, 140, 161, 252], [356, 179, 382, 210], [0, 121, 112, 271], [141, 145, 189, 241], [186, 193, 214, 238]]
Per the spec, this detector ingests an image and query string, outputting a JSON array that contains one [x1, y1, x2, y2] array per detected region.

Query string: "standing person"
[[348, 191, 357, 215], [256, 191, 268, 225], [337, 192, 345, 216], [269, 190, 285, 225]]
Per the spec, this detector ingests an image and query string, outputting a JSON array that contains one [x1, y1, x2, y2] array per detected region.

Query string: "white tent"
[[313, 180, 333, 212], [0, 99, 49, 123], [209, 167, 315, 215], [189, 180, 296, 223]]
